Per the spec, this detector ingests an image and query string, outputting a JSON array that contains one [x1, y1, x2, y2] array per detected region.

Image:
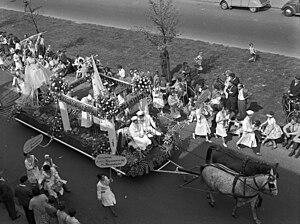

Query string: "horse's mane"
[[206, 145, 279, 173]]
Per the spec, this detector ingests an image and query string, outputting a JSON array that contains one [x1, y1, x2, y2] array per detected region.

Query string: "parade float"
[[9, 55, 186, 177]]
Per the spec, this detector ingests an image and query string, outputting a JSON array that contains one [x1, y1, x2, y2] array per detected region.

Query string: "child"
[[248, 42, 257, 62]]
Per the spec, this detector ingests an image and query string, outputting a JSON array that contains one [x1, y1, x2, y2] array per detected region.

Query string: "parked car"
[[220, 0, 270, 12], [281, 0, 300, 16]]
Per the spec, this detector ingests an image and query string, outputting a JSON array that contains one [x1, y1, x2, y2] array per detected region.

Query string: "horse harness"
[[210, 163, 277, 199]]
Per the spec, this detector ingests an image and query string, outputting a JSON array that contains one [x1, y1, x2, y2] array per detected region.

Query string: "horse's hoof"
[[209, 201, 215, 207]]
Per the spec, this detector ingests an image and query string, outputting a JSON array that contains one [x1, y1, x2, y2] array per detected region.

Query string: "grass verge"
[[1, 9, 300, 123]]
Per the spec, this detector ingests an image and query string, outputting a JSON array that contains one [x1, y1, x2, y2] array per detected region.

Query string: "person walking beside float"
[[192, 105, 211, 143], [260, 111, 283, 149], [96, 173, 117, 217], [214, 106, 230, 147], [236, 110, 260, 155]]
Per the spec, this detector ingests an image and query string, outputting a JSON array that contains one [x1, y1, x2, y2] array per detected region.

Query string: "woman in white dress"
[[236, 110, 258, 152], [215, 107, 230, 147], [24, 51, 51, 90], [24, 153, 41, 184], [192, 106, 211, 142], [260, 111, 283, 149], [152, 86, 165, 113], [97, 173, 117, 217]]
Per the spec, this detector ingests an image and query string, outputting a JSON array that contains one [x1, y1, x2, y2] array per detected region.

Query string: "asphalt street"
[[0, 0, 299, 58]]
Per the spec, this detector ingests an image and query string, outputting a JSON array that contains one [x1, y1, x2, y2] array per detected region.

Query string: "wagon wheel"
[[286, 111, 300, 123]]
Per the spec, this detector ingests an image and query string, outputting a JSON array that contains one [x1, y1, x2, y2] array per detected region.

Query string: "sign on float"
[[23, 134, 44, 153], [95, 154, 127, 168]]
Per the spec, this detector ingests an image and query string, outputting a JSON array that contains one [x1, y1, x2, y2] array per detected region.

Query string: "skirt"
[[263, 124, 283, 140], [216, 123, 227, 137]]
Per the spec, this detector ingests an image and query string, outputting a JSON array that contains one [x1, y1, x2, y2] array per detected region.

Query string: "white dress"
[[24, 155, 41, 184], [194, 111, 211, 136], [97, 177, 116, 207], [24, 57, 51, 90], [215, 111, 228, 137], [262, 117, 283, 140], [236, 116, 257, 148]]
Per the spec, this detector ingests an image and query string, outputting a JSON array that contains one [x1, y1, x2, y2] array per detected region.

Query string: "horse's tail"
[[255, 194, 263, 208], [205, 145, 216, 163]]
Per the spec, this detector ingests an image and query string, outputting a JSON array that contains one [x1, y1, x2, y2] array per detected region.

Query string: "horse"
[[201, 163, 278, 224], [205, 145, 279, 177]]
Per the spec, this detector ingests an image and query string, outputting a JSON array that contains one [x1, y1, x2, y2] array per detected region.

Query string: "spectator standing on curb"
[[45, 196, 59, 224], [65, 208, 80, 224], [57, 203, 68, 224], [29, 187, 49, 224], [0, 175, 21, 220], [14, 175, 36, 224], [97, 173, 117, 217]]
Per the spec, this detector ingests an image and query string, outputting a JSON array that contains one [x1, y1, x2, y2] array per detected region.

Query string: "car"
[[220, 0, 271, 12], [281, 0, 300, 16]]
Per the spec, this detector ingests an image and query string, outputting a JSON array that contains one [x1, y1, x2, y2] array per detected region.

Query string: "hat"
[[296, 75, 300, 80], [266, 111, 274, 117], [38, 55, 43, 59], [87, 94, 93, 100], [136, 111, 144, 116], [246, 110, 254, 115], [44, 154, 50, 159], [131, 116, 138, 121]]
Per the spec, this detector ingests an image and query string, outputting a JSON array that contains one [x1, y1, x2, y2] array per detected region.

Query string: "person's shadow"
[[247, 101, 263, 112]]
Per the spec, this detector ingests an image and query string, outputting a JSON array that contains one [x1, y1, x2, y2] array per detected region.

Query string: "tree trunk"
[[160, 48, 171, 82]]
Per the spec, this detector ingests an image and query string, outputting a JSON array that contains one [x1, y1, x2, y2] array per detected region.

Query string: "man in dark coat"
[[229, 73, 240, 86], [226, 81, 238, 114], [289, 76, 300, 100], [0, 176, 20, 220], [14, 176, 36, 224]]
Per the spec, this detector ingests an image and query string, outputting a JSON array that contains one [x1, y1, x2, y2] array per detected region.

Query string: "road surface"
[[0, 0, 299, 58]]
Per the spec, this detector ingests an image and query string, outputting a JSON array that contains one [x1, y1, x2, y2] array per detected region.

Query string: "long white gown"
[[24, 155, 41, 184]]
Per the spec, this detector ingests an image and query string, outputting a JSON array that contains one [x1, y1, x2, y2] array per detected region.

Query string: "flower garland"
[[68, 76, 91, 91], [49, 75, 69, 98], [132, 75, 152, 94], [96, 94, 119, 119]]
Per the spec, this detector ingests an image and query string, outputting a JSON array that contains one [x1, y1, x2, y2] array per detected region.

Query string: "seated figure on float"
[[136, 111, 161, 138], [128, 116, 152, 151]]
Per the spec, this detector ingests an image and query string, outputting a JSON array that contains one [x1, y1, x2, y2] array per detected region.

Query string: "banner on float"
[[23, 134, 43, 153], [95, 154, 127, 168], [91, 56, 106, 98], [58, 100, 71, 131]]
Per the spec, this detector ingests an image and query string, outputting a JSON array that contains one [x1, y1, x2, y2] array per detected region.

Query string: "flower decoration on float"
[[103, 77, 117, 92], [96, 93, 120, 119], [49, 74, 69, 98], [91, 136, 111, 156], [132, 75, 152, 94]]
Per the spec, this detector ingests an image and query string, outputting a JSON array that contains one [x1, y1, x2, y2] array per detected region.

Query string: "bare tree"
[[141, 0, 180, 82], [11, 0, 42, 33]]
